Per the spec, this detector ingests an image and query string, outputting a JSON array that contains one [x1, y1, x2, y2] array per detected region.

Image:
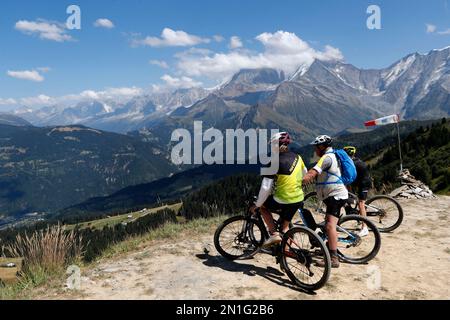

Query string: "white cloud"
[[426, 23, 450, 35], [213, 35, 225, 42], [159, 75, 203, 89], [437, 28, 450, 35], [0, 98, 18, 106], [15, 19, 72, 42], [20, 94, 53, 106], [7, 70, 45, 82], [176, 30, 343, 80], [2, 87, 143, 110], [426, 24, 437, 33], [150, 60, 169, 69], [229, 36, 243, 49], [132, 28, 210, 47], [94, 18, 115, 29], [77, 87, 143, 101]]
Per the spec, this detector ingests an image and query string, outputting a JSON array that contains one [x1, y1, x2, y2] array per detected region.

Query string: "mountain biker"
[[250, 132, 307, 248], [302, 135, 349, 268], [344, 146, 372, 237]]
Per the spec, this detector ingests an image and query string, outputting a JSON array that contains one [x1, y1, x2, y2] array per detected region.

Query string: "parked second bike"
[[304, 191, 404, 233]]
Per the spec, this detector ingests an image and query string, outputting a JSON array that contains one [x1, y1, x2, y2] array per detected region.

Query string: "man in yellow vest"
[[250, 132, 307, 247]]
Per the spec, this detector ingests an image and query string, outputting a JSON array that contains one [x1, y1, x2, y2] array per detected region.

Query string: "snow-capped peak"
[[289, 62, 312, 80], [431, 45, 450, 52], [382, 54, 417, 86]]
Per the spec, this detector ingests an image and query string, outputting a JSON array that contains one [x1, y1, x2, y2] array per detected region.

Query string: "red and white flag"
[[365, 114, 400, 127]]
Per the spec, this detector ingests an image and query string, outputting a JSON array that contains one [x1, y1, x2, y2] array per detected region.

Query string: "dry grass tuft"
[[4, 224, 84, 274]]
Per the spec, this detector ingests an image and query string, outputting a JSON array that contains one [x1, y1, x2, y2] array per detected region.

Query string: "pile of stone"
[[390, 169, 437, 200]]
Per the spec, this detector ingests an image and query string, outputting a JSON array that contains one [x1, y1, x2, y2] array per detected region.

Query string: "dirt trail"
[[48, 197, 450, 300]]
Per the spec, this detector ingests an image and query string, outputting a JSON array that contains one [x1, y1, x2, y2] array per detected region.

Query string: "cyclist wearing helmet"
[[302, 135, 349, 268], [250, 132, 307, 247], [343, 146, 372, 237]]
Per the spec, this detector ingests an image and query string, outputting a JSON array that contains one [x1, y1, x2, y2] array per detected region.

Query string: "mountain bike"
[[304, 191, 403, 232], [214, 200, 331, 291], [299, 193, 381, 264]]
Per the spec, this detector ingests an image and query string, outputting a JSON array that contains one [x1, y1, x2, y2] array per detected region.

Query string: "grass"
[[4, 225, 83, 274], [0, 201, 227, 300], [0, 266, 60, 300], [1, 224, 84, 300], [67, 203, 183, 231], [98, 215, 225, 261]]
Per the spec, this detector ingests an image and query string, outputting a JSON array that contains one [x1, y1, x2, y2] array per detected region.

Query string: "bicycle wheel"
[[337, 215, 381, 264], [214, 215, 265, 260], [365, 195, 404, 232], [280, 226, 331, 291]]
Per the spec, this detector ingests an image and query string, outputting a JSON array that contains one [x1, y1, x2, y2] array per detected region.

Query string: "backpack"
[[318, 149, 357, 186], [333, 149, 357, 185]]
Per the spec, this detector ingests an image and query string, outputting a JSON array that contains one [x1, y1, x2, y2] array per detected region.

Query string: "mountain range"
[[0, 113, 32, 127], [11, 47, 450, 147], [14, 88, 209, 134], [1, 46, 449, 224]]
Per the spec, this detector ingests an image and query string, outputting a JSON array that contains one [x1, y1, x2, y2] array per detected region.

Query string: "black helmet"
[[311, 135, 333, 147]]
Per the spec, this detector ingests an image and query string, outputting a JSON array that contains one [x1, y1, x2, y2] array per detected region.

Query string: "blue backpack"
[[320, 150, 357, 186]]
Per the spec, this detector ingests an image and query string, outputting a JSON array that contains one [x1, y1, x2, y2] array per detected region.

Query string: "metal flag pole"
[[396, 116, 403, 172]]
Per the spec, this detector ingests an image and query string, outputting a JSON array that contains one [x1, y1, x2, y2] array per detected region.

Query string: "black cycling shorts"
[[263, 196, 303, 222], [323, 197, 347, 218]]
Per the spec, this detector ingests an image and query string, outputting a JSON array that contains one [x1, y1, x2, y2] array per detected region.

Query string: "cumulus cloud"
[[15, 19, 72, 42], [159, 75, 203, 89], [94, 18, 115, 29], [176, 30, 343, 80], [7, 70, 45, 82], [132, 28, 210, 47], [426, 24, 437, 33], [150, 60, 169, 69], [229, 36, 243, 49]]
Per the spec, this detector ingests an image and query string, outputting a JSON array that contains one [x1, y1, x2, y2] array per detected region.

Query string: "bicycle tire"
[[366, 195, 404, 232], [337, 215, 381, 264], [280, 226, 331, 291], [214, 215, 264, 260]]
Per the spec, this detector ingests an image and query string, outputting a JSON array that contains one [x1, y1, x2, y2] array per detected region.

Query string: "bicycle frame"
[[349, 193, 386, 217], [297, 208, 359, 245], [245, 208, 307, 257], [365, 203, 385, 216]]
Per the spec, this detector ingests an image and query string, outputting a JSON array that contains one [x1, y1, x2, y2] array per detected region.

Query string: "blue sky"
[[0, 0, 449, 110]]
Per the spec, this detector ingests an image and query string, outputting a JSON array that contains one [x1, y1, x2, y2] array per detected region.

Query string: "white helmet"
[[311, 135, 333, 146], [269, 132, 291, 145]]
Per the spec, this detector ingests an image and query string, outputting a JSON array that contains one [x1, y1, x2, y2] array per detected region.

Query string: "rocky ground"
[[40, 197, 450, 300]]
